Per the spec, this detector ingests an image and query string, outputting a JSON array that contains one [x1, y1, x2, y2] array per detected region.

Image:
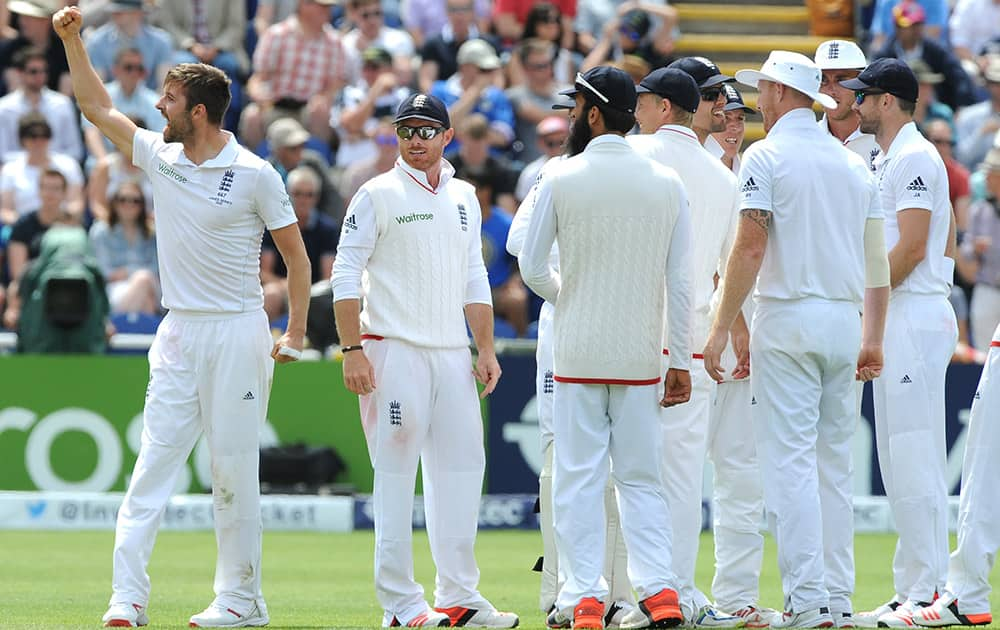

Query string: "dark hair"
[[109, 180, 152, 239], [896, 97, 917, 115], [13, 46, 46, 71], [584, 99, 636, 134], [17, 111, 52, 141], [39, 168, 67, 191], [523, 2, 563, 43], [163, 63, 231, 126], [518, 38, 556, 65]]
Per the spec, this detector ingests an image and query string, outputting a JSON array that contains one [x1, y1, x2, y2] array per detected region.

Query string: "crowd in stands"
[[0, 0, 997, 360]]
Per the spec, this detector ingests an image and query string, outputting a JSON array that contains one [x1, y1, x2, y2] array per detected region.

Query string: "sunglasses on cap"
[[700, 87, 723, 102], [574, 72, 610, 105], [396, 125, 446, 140], [854, 90, 886, 105]]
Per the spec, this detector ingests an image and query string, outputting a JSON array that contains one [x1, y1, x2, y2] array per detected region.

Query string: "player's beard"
[[163, 109, 194, 143], [857, 111, 879, 136], [567, 114, 593, 157]]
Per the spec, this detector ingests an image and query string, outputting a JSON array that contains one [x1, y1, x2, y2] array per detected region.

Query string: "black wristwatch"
[[342, 345, 364, 353]]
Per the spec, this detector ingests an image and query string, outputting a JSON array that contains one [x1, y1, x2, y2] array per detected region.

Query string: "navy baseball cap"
[[840, 57, 919, 103], [636, 68, 700, 113], [667, 56, 734, 89], [556, 66, 637, 114], [394, 93, 451, 128], [721, 84, 754, 113]]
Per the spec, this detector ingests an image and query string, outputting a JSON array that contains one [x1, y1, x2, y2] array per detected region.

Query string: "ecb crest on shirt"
[[458, 203, 469, 231], [209, 169, 236, 206]]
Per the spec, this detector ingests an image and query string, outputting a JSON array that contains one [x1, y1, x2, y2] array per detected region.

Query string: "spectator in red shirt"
[[493, 0, 576, 49]]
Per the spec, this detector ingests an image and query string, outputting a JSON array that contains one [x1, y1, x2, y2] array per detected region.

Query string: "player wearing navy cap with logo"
[[667, 57, 733, 146], [842, 58, 958, 630], [520, 66, 693, 630], [705, 51, 890, 629], [704, 84, 754, 174], [629, 67, 748, 630], [331, 93, 518, 629]]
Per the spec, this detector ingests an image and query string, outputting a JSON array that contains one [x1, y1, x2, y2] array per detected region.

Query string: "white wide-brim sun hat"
[[736, 50, 837, 110]]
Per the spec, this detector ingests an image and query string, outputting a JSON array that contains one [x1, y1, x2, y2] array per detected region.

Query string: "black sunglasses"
[[396, 125, 446, 140], [701, 87, 723, 102], [854, 90, 886, 105]]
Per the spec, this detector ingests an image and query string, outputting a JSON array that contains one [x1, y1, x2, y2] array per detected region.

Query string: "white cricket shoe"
[[856, 599, 903, 628], [770, 607, 834, 629], [102, 602, 149, 627], [692, 606, 746, 628], [188, 600, 269, 627], [606, 601, 636, 628], [878, 600, 930, 627], [434, 606, 520, 628], [834, 612, 856, 628], [912, 594, 993, 627], [730, 606, 778, 629], [389, 609, 451, 627]]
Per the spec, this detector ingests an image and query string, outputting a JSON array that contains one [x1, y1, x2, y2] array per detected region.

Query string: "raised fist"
[[52, 6, 84, 41]]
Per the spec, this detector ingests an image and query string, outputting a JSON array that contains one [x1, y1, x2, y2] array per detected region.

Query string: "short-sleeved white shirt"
[[132, 128, 295, 313], [739, 108, 882, 306], [873, 121, 952, 297]]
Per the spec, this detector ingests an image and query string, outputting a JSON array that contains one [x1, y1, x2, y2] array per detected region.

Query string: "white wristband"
[[278, 346, 302, 360]]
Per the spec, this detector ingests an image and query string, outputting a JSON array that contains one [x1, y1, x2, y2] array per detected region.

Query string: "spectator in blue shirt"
[[83, 0, 174, 91], [869, 0, 949, 50], [464, 164, 528, 336], [431, 38, 515, 153]]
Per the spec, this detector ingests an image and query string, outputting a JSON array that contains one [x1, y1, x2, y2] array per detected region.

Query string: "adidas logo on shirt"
[[741, 177, 759, 193], [905, 176, 928, 192], [899, 374, 912, 384], [343, 214, 358, 232], [243, 391, 255, 400], [974, 391, 981, 400]]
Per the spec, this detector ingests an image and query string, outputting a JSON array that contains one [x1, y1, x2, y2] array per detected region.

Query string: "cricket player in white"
[[628, 67, 745, 630], [507, 158, 636, 627], [704, 51, 890, 629], [331, 93, 518, 630], [815, 40, 880, 171], [843, 58, 958, 629], [520, 66, 692, 630], [54, 7, 311, 629], [912, 322, 1000, 629], [704, 84, 755, 175]]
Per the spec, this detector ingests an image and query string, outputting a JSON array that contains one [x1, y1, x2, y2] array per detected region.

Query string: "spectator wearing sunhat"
[[265, 118, 343, 222], [705, 50, 889, 629], [869, 0, 949, 51], [0, 0, 69, 96], [519, 64, 693, 630], [630, 65, 753, 629], [430, 38, 515, 152], [814, 39, 880, 170], [668, 56, 734, 146], [955, 55, 1000, 170], [83, 0, 175, 91], [873, 1, 977, 110], [705, 83, 755, 174]]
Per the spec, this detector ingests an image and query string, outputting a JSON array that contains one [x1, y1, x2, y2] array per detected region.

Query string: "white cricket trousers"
[[707, 376, 764, 613], [873, 293, 957, 603], [969, 284, 1000, 353], [751, 299, 859, 614], [945, 326, 1000, 615], [359, 337, 491, 624], [552, 380, 678, 613], [536, 302, 632, 614], [111, 309, 274, 610], [660, 354, 713, 617]]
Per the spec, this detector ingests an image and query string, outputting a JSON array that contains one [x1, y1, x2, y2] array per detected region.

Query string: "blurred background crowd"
[[0, 0, 997, 361]]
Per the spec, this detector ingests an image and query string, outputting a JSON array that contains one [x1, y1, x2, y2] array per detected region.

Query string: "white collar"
[[395, 156, 456, 194], [654, 124, 699, 143]]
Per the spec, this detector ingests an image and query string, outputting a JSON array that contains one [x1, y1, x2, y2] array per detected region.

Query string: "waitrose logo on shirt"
[[156, 162, 189, 183], [395, 212, 434, 225]]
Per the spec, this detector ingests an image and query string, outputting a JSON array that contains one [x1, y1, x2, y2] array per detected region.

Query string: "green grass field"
[[1, 531, 997, 629]]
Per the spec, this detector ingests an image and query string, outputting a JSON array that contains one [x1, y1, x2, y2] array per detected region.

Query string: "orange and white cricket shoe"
[[912, 595, 992, 627], [102, 602, 148, 627], [434, 606, 520, 627]]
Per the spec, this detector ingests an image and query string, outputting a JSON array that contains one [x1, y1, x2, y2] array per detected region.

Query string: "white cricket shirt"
[[132, 128, 295, 314], [703, 134, 742, 175], [739, 108, 882, 306], [818, 114, 880, 172], [873, 121, 952, 297], [630, 125, 740, 351]]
